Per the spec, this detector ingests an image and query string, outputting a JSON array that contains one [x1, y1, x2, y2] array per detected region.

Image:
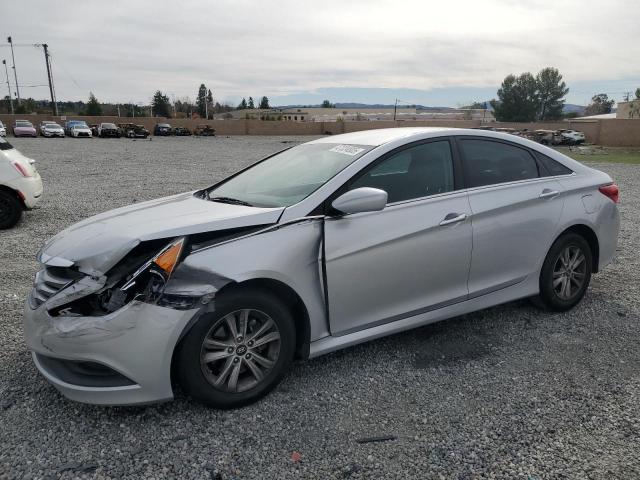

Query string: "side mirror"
[[331, 187, 388, 215]]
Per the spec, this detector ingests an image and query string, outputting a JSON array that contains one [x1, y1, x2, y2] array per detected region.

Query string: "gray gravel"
[[1, 136, 639, 479]]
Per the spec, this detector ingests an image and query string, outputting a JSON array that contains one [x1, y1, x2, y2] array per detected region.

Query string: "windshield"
[[209, 143, 373, 207], [16, 121, 33, 127], [158, 124, 170, 128], [102, 123, 116, 128], [46, 123, 61, 128]]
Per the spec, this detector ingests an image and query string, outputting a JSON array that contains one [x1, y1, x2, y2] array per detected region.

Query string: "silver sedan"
[[24, 128, 620, 408]]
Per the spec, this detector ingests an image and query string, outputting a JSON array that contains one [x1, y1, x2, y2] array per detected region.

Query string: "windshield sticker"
[[330, 145, 366, 156]]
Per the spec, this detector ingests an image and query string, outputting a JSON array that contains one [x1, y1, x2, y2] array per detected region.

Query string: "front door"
[[324, 139, 473, 336]]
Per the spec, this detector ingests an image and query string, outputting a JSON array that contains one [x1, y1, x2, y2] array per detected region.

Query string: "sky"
[[0, 0, 638, 107]]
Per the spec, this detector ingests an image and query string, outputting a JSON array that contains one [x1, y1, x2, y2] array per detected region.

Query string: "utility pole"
[[393, 98, 398, 121], [117, 104, 120, 117], [7, 36, 20, 104], [42, 44, 58, 116], [2, 60, 14, 114]]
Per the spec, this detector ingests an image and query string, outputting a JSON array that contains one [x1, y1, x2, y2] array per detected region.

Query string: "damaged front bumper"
[[23, 300, 199, 405]]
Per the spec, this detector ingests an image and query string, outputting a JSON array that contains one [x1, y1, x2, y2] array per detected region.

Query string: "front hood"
[[40, 192, 284, 274]]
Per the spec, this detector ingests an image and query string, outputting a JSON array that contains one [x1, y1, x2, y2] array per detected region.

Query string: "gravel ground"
[[1, 136, 639, 479]]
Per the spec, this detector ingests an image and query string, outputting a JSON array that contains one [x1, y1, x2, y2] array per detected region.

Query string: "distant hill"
[[274, 101, 586, 114]]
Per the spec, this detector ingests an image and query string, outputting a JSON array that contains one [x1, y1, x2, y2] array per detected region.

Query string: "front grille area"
[[30, 267, 84, 308]]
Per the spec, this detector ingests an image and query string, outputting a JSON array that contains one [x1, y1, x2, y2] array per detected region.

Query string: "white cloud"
[[1, 0, 638, 103]]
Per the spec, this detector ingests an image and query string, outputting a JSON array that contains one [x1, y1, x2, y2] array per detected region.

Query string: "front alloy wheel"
[[176, 288, 296, 408], [200, 309, 281, 393]]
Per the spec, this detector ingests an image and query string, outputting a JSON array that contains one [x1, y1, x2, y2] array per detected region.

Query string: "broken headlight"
[[104, 237, 186, 310]]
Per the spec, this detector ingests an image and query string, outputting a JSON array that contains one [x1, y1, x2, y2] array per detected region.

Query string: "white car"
[[40, 121, 65, 138], [560, 130, 585, 145], [0, 121, 6, 137], [70, 124, 92, 138], [0, 137, 43, 228]]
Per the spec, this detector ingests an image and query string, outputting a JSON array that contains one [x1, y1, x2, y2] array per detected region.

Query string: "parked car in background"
[[0, 121, 6, 137], [64, 120, 90, 136], [13, 120, 37, 138], [98, 123, 121, 138], [69, 124, 92, 138], [173, 126, 192, 136], [119, 123, 149, 138], [0, 137, 43, 228], [23, 128, 619, 408], [154, 123, 173, 136], [194, 124, 215, 136], [558, 130, 586, 145], [39, 121, 65, 138]]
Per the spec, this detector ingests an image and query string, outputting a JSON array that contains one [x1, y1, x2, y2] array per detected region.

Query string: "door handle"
[[539, 189, 560, 199], [439, 213, 467, 226]]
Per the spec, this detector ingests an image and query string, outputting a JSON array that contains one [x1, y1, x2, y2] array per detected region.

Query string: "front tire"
[[176, 288, 296, 409], [0, 190, 23, 229], [533, 233, 592, 311]]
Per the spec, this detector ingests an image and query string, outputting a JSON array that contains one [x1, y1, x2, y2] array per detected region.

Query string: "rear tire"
[[0, 190, 23, 229], [176, 288, 296, 409], [532, 233, 592, 311]]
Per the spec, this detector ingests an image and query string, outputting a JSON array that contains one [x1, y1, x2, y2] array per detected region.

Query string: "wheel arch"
[[556, 224, 600, 273]]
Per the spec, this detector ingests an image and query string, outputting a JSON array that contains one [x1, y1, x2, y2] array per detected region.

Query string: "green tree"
[[635, 88, 640, 100], [86, 92, 102, 116], [196, 84, 208, 118], [259, 96, 270, 109], [491, 73, 538, 122], [536, 67, 569, 120], [237, 98, 247, 110], [321, 99, 334, 108], [152, 90, 171, 117], [247, 97, 255, 109], [585, 94, 615, 115], [206, 89, 213, 119]]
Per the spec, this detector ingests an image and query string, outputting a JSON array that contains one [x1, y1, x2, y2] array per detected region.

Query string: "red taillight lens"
[[599, 184, 619, 203], [12, 161, 31, 177]]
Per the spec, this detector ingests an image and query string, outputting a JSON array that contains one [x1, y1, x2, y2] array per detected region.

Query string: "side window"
[[534, 151, 573, 176], [460, 139, 539, 188], [350, 141, 454, 203]]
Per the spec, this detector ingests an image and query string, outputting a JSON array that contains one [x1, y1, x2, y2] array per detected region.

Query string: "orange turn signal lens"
[[153, 238, 184, 275]]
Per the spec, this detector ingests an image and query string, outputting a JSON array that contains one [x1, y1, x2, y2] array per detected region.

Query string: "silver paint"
[[23, 128, 620, 405]]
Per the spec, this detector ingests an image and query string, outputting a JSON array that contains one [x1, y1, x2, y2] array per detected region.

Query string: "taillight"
[[599, 184, 619, 203], [12, 161, 31, 177]]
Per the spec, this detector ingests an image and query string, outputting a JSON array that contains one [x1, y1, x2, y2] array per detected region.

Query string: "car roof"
[[308, 127, 456, 146]]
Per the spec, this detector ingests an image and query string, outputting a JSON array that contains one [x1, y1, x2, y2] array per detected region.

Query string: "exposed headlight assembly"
[[114, 237, 186, 307]]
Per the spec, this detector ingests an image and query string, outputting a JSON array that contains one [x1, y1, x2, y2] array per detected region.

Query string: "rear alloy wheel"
[[176, 289, 295, 408], [0, 189, 23, 229], [533, 233, 592, 311]]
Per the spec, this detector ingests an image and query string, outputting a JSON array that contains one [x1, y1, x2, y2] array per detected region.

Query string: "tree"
[[86, 92, 102, 116], [585, 94, 615, 115], [206, 89, 213, 119], [321, 99, 334, 108], [237, 98, 247, 110], [248, 97, 255, 109], [152, 90, 171, 117], [196, 84, 208, 118], [259, 96, 270, 109], [536, 67, 569, 120], [491, 73, 538, 122], [463, 101, 487, 109]]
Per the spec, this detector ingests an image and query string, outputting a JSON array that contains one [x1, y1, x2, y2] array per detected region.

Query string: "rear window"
[[534, 151, 573, 176], [460, 139, 539, 188]]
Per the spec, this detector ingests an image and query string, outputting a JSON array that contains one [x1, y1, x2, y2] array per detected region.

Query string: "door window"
[[460, 139, 539, 187], [350, 141, 454, 203]]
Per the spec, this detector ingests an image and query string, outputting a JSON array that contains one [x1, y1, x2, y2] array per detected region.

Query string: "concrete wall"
[[2, 114, 639, 146]]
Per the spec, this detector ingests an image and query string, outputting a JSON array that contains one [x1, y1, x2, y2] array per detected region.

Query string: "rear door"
[[456, 137, 565, 297], [324, 139, 473, 335]]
